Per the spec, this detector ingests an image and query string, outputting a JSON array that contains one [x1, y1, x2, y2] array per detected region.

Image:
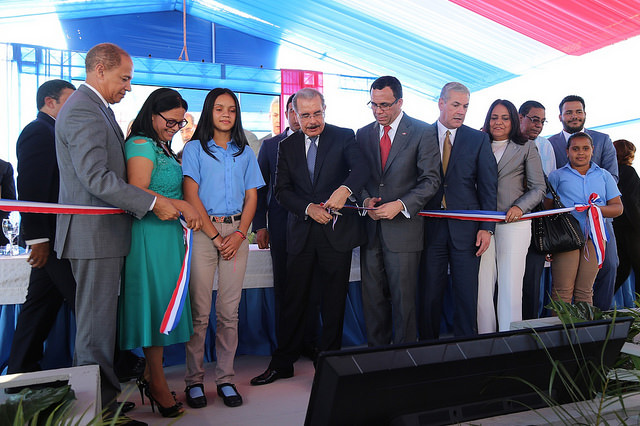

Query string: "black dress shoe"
[[250, 368, 293, 386], [116, 355, 146, 383], [217, 383, 243, 407], [120, 401, 136, 414], [185, 383, 207, 408], [301, 345, 320, 362]]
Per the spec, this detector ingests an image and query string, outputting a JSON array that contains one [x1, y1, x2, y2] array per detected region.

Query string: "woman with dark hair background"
[[181, 88, 264, 408], [119, 88, 202, 417], [477, 99, 545, 333], [612, 139, 640, 295]]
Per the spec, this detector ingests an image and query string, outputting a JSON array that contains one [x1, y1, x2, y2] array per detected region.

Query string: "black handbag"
[[532, 180, 586, 254]]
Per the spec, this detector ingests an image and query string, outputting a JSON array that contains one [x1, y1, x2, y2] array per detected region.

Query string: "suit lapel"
[[384, 115, 410, 173], [497, 141, 518, 173], [446, 125, 464, 177], [293, 133, 312, 188], [79, 85, 125, 147], [313, 127, 332, 185], [370, 123, 382, 177], [101, 104, 125, 143]]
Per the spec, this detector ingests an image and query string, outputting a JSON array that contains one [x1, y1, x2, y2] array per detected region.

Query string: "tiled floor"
[[122, 355, 314, 425]]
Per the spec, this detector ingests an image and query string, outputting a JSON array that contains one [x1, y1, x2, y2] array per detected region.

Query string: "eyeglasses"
[[525, 115, 547, 125], [297, 111, 325, 120], [367, 98, 399, 111], [157, 112, 189, 129]]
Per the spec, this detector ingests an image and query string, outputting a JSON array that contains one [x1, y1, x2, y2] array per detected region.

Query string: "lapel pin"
[[401, 132, 407, 136]]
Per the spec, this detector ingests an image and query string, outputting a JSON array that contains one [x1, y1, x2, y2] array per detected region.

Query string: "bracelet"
[[235, 230, 246, 240], [210, 232, 220, 241]]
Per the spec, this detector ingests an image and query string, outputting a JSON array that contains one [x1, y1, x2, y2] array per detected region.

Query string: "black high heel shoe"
[[144, 386, 184, 418], [135, 376, 149, 404]]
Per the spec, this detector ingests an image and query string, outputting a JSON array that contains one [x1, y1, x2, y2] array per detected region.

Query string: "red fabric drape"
[[280, 69, 323, 131]]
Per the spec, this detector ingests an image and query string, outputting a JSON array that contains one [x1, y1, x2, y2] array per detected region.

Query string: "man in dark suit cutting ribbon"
[[251, 88, 368, 385]]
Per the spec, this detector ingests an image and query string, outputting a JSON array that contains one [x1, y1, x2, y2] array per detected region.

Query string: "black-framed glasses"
[[157, 112, 189, 129], [525, 115, 547, 125], [368, 98, 399, 111]]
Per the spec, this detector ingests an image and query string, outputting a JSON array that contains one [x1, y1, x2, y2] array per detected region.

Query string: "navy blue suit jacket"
[[424, 124, 497, 249], [548, 129, 618, 181], [16, 111, 59, 244], [252, 129, 292, 237], [275, 124, 368, 255]]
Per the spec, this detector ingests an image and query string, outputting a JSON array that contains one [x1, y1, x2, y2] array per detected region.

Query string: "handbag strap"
[[544, 175, 565, 208]]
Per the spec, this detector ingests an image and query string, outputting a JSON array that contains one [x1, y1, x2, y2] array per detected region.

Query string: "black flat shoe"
[[217, 383, 243, 407], [185, 383, 207, 408], [250, 368, 293, 386]]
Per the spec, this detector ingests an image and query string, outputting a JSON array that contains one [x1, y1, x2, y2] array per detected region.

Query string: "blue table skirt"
[[0, 281, 368, 373], [0, 273, 634, 374]]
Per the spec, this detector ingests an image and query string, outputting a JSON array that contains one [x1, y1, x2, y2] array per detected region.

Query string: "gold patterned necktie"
[[441, 130, 452, 208]]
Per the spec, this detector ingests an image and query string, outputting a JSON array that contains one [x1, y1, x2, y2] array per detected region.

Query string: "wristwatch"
[[487, 230, 494, 235]]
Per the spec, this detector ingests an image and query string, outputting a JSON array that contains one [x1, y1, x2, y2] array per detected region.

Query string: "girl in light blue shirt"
[[182, 88, 264, 409]]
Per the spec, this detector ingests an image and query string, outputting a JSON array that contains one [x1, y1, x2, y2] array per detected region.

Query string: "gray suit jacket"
[[357, 114, 441, 252], [496, 140, 546, 213], [55, 84, 155, 259]]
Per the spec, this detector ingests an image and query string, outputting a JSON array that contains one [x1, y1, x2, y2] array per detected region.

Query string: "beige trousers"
[[184, 219, 248, 386], [551, 240, 599, 305]]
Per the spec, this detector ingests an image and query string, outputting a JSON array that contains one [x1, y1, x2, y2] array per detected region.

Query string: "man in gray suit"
[[55, 43, 178, 420], [548, 95, 619, 310], [357, 76, 440, 346]]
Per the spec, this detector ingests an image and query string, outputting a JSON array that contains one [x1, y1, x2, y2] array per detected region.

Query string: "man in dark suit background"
[[419, 82, 497, 339], [357, 76, 440, 346], [55, 43, 178, 422], [251, 88, 368, 385], [253, 93, 300, 340], [7, 80, 76, 377], [548, 95, 619, 310]]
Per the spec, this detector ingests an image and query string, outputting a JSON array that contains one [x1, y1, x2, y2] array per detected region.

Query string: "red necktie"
[[380, 125, 391, 170]]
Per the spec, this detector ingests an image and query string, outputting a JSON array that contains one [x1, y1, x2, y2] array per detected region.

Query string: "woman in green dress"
[[118, 88, 202, 417]]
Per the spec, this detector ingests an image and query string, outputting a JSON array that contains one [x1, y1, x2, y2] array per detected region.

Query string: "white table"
[[0, 245, 361, 305], [0, 254, 30, 304]]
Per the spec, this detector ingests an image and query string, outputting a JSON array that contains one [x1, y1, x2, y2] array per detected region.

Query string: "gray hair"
[[440, 82, 470, 102], [292, 88, 325, 112]]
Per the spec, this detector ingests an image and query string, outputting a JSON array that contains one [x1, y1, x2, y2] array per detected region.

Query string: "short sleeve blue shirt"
[[547, 162, 620, 233], [182, 139, 265, 216]]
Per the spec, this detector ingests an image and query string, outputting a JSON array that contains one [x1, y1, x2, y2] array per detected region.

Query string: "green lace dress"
[[118, 136, 193, 349]]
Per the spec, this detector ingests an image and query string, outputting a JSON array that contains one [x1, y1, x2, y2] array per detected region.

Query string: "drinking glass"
[[2, 218, 19, 256]]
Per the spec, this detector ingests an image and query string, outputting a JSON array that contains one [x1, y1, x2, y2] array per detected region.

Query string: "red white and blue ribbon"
[[417, 207, 575, 221], [0, 199, 193, 335], [575, 193, 607, 268], [335, 203, 576, 223], [160, 216, 193, 335], [0, 199, 124, 215]]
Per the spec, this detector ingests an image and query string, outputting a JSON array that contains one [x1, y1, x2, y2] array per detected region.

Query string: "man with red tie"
[[356, 76, 440, 346]]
